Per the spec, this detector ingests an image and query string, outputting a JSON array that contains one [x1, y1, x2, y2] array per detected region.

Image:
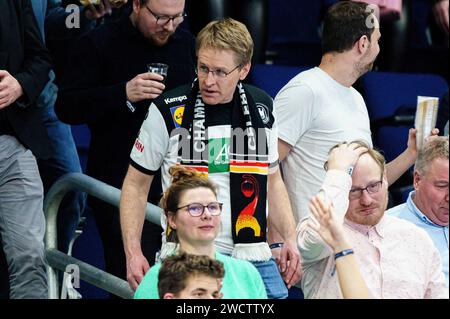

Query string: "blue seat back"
[[360, 71, 448, 161], [249, 64, 311, 98]]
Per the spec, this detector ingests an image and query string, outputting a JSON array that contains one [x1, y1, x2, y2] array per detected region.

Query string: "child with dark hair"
[[158, 252, 224, 299]]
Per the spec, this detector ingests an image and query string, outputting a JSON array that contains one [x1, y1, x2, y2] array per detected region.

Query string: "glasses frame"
[[176, 202, 223, 217], [349, 180, 383, 199], [145, 5, 187, 26], [196, 64, 242, 79]]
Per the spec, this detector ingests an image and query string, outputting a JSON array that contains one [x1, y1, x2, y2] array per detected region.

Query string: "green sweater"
[[134, 252, 268, 299]]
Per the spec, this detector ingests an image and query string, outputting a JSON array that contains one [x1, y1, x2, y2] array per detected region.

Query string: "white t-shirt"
[[275, 67, 372, 223], [131, 95, 279, 255]]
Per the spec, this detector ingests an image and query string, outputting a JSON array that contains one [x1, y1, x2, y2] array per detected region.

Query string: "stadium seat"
[[360, 71, 448, 161], [185, 0, 268, 64], [249, 64, 311, 98], [267, 0, 337, 66], [360, 71, 448, 206]]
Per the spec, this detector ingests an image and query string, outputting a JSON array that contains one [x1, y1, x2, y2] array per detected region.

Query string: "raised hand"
[[126, 72, 165, 102], [325, 142, 368, 172], [308, 195, 348, 251]]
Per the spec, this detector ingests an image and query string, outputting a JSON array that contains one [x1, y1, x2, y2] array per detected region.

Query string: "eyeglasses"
[[196, 64, 242, 79], [176, 202, 223, 217], [349, 180, 383, 200], [145, 5, 187, 26]]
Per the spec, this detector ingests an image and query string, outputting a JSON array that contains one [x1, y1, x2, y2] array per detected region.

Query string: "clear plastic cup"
[[147, 63, 169, 84]]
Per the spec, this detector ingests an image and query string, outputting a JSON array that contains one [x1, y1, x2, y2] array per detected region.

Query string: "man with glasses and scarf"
[[55, 0, 196, 286], [298, 141, 448, 299], [120, 18, 301, 298]]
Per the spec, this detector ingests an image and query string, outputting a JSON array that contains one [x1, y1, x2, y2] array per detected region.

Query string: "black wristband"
[[269, 242, 283, 249], [334, 249, 354, 260]]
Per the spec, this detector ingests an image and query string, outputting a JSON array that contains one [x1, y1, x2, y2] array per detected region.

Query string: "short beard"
[[148, 32, 172, 46], [354, 59, 373, 79]]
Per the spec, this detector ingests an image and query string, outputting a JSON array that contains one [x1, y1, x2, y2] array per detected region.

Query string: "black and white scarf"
[[166, 80, 272, 261]]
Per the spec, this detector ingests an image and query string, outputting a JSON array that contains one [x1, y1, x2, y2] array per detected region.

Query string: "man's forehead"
[[198, 48, 237, 66], [427, 157, 450, 177], [353, 153, 383, 180], [149, 0, 185, 12]]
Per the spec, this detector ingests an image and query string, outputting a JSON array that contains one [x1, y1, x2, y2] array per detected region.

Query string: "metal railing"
[[44, 172, 163, 299]]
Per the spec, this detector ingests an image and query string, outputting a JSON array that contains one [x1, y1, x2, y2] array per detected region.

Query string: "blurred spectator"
[[402, 0, 449, 80], [55, 0, 197, 288], [134, 166, 267, 299], [298, 141, 448, 298], [432, 0, 449, 35], [46, 0, 132, 84], [30, 0, 87, 257], [158, 253, 224, 299], [1, 0, 52, 299], [388, 137, 449, 287]]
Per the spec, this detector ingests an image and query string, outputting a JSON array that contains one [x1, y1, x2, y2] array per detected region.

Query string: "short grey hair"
[[415, 136, 449, 175]]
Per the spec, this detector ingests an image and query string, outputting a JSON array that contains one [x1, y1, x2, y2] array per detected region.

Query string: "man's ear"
[[356, 35, 369, 54], [132, 0, 141, 13], [413, 171, 421, 190], [239, 62, 251, 81], [382, 167, 389, 188], [163, 293, 175, 299]]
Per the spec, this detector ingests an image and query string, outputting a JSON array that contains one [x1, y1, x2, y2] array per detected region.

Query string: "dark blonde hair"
[[196, 17, 254, 66], [158, 252, 225, 298], [160, 166, 218, 215]]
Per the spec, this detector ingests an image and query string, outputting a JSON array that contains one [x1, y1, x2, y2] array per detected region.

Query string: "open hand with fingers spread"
[[309, 196, 348, 251]]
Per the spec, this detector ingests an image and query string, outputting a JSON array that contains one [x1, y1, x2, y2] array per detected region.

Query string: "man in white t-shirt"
[[274, 1, 432, 228]]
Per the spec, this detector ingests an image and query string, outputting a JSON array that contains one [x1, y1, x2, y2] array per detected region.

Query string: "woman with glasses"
[[134, 166, 267, 299]]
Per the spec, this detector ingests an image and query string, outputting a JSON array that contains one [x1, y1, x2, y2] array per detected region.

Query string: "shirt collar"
[[407, 191, 447, 228], [344, 216, 386, 238]]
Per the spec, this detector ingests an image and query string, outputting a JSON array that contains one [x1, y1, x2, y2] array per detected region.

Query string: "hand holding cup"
[[147, 63, 169, 84]]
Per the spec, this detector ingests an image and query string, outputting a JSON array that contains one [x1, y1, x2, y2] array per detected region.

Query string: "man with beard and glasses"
[[272, 1, 437, 249], [388, 137, 449, 287], [298, 141, 448, 299], [55, 0, 196, 287]]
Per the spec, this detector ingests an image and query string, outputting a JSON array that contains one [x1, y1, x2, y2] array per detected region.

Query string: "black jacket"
[[0, 0, 52, 159], [55, 14, 196, 193]]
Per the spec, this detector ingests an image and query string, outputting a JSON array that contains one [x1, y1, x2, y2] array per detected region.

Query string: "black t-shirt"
[[205, 102, 233, 127]]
